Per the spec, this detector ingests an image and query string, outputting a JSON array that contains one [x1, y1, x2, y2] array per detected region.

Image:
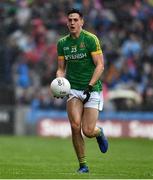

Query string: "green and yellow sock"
[[79, 156, 87, 167]]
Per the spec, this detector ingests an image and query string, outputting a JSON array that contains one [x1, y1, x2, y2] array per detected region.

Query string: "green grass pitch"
[[0, 136, 153, 179]]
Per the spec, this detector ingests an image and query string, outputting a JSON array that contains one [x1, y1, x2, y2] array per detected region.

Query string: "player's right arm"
[[56, 40, 65, 77], [56, 56, 65, 77]]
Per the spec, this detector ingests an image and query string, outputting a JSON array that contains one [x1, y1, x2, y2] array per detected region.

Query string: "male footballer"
[[56, 8, 108, 173]]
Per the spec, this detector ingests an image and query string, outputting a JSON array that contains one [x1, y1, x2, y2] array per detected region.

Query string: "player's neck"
[[70, 28, 82, 39]]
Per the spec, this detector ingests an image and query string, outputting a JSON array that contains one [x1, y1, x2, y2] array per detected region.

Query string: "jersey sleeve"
[[87, 35, 103, 55], [57, 40, 65, 60]]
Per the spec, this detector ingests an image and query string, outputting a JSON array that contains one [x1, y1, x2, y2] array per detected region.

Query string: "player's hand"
[[83, 85, 93, 104]]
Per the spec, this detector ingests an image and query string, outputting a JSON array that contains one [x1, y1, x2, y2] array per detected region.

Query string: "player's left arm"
[[89, 52, 104, 86], [86, 35, 104, 86], [83, 52, 104, 104]]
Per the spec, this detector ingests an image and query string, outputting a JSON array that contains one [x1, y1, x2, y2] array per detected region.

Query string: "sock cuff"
[[79, 156, 87, 167]]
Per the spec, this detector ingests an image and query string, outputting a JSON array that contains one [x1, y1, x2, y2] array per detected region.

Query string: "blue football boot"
[[77, 166, 89, 173], [96, 127, 108, 153]]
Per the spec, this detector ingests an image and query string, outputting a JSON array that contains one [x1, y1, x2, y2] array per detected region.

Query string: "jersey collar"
[[69, 30, 83, 40]]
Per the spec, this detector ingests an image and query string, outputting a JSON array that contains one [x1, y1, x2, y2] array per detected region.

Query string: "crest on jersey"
[[80, 42, 85, 48]]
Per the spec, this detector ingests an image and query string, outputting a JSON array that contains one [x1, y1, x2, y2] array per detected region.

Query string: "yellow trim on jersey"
[[59, 34, 69, 42], [58, 56, 64, 60], [91, 50, 102, 55], [83, 30, 101, 51], [83, 30, 97, 39]]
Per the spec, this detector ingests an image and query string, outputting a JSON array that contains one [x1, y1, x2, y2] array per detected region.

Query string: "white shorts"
[[67, 89, 104, 111]]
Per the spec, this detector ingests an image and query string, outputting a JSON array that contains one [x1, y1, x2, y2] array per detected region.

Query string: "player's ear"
[[67, 18, 70, 27], [67, 20, 69, 27], [81, 18, 84, 27]]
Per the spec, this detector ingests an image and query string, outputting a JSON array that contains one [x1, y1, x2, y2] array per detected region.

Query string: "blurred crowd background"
[[0, 0, 153, 112]]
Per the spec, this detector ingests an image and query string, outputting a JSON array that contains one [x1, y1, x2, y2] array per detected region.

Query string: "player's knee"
[[82, 127, 94, 138], [70, 121, 81, 133]]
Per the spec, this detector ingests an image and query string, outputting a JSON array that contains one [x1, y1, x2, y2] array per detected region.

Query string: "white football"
[[50, 77, 71, 97]]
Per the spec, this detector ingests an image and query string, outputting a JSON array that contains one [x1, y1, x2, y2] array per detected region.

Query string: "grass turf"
[[0, 136, 153, 179]]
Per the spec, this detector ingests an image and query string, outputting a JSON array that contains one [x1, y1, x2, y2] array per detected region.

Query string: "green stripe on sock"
[[79, 156, 87, 167]]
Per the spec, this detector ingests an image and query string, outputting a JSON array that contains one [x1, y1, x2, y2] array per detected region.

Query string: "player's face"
[[67, 13, 84, 37]]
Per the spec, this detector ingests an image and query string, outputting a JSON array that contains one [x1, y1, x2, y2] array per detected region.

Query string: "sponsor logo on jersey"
[[64, 53, 87, 60]]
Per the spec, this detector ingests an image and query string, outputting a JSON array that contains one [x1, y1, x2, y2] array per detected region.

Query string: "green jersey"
[[57, 29, 103, 92]]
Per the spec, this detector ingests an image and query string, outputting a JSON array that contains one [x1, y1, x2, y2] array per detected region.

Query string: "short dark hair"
[[67, 8, 83, 18]]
